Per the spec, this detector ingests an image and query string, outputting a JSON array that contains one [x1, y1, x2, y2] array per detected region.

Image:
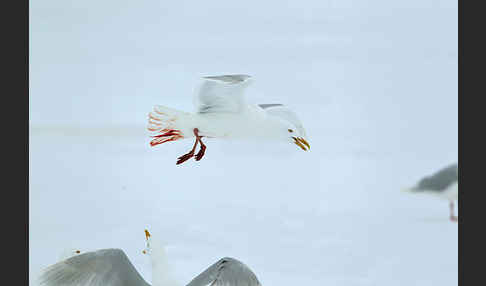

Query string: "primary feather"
[[195, 74, 252, 114]]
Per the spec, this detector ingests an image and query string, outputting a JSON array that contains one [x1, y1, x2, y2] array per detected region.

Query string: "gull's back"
[[415, 163, 459, 192]]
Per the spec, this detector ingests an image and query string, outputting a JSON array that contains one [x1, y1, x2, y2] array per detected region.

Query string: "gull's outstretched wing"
[[415, 163, 459, 191], [39, 248, 150, 286], [259, 104, 307, 138], [186, 257, 262, 286], [194, 74, 252, 114]]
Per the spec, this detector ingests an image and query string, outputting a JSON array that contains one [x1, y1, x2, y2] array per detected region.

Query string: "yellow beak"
[[143, 229, 151, 254], [293, 137, 310, 151]]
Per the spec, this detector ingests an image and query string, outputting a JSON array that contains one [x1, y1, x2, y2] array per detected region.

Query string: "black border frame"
[[4, 0, 29, 283]]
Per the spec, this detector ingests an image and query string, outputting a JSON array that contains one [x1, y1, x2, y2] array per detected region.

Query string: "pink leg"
[[449, 201, 458, 222], [176, 129, 200, 165], [176, 128, 207, 165], [195, 139, 207, 161]]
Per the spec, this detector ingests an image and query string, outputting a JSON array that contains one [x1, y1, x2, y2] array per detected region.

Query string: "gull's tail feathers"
[[147, 105, 190, 147]]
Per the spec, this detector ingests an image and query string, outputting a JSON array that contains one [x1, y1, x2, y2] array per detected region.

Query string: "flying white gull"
[[147, 74, 310, 165], [39, 229, 262, 286], [403, 163, 459, 222]]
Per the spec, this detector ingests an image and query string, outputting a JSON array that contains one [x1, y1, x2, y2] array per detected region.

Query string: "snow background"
[[29, 0, 457, 285]]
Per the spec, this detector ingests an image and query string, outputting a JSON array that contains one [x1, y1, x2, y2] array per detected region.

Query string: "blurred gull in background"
[[403, 163, 459, 222], [39, 229, 262, 286], [147, 74, 310, 165]]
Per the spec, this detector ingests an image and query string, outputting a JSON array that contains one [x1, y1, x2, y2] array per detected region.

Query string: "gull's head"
[[142, 228, 166, 257], [283, 125, 310, 151], [141, 229, 179, 286], [58, 248, 82, 261], [264, 117, 310, 151], [142, 229, 152, 255]]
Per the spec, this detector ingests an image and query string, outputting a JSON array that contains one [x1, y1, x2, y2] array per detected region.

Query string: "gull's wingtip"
[[202, 74, 252, 84]]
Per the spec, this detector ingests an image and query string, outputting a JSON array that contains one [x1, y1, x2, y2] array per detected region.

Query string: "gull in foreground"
[[403, 163, 459, 222], [147, 74, 310, 165], [39, 229, 262, 286]]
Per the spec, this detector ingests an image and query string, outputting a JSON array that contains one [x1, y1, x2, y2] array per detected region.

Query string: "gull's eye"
[[75, 250, 81, 254], [288, 129, 294, 133]]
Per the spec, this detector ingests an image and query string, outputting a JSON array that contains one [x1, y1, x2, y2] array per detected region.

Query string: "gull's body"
[[403, 163, 459, 222], [39, 230, 262, 286], [175, 106, 298, 140], [147, 74, 310, 164]]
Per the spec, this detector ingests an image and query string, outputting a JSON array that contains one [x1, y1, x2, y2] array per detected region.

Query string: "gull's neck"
[[149, 240, 179, 286]]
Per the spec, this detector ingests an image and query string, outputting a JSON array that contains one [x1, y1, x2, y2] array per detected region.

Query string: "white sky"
[[30, 0, 457, 128]]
